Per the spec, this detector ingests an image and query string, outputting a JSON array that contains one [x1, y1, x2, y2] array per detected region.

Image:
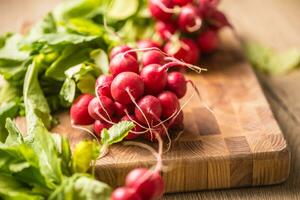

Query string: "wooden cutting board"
[[15, 31, 290, 193]]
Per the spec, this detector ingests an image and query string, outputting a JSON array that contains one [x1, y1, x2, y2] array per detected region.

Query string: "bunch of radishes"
[[70, 44, 204, 142], [149, 0, 231, 64]]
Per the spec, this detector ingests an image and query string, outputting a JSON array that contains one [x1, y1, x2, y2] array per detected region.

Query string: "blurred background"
[[0, 0, 299, 199]]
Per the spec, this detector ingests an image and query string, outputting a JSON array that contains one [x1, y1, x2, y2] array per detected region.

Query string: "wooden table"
[[1, 0, 300, 199]]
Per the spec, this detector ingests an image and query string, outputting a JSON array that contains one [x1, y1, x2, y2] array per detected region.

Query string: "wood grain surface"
[[1, 0, 300, 199]]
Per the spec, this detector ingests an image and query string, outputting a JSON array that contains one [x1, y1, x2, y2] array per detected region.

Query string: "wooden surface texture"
[[1, 0, 300, 199]]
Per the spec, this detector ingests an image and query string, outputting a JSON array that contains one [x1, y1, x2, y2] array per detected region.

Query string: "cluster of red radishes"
[[149, 0, 231, 64], [70, 44, 202, 142]]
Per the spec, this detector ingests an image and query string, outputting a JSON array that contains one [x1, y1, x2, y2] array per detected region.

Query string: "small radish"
[[205, 8, 232, 30], [157, 91, 180, 119], [149, 0, 174, 22], [125, 168, 164, 200], [173, 0, 193, 6], [197, 29, 219, 53], [135, 95, 162, 125], [109, 54, 139, 77], [93, 120, 111, 137], [142, 50, 165, 67], [111, 72, 144, 105], [178, 5, 202, 33], [155, 21, 176, 40], [164, 38, 200, 64], [110, 45, 137, 60], [111, 187, 141, 200], [137, 39, 160, 49], [166, 72, 187, 98], [88, 96, 115, 120], [70, 94, 95, 125], [168, 110, 184, 129], [121, 115, 141, 140], [95, 75, 113, 98], [140, 64, 167, 95]]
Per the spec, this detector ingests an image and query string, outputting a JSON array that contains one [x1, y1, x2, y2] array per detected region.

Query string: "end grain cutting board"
[[15, 31, 290, 193]]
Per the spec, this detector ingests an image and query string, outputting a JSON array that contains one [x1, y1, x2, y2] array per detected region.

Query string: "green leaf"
[[73, 140, 100, 173], [53, 0, 104, 21], [107, 0, 139, 20], [0, 81, 20, 106], [23, 61, 52, 129], [0, 102, 19, 142], [49, 174, 111, 200], [0, 173, 44, 200], [77, 73, 96, 94], [90, 49, 109, 74], [4, 118, 23, 145], [67, 18, 104, 36], [101, 121, 134, 146], [59, 78, 76, 107], [243, 41, 300, 75], [46, 45, 93, 81]]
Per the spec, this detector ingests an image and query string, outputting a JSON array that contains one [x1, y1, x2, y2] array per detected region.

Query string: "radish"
[[121, 115, 141, 140], [157, 91, 180, 119], [114, 102, 134, 118], [140, 64, 167, 95], [137, 39, 160, 49], [111, 187, 141, 200], [135, 95, 162, 125], [109, 53, 139, 77], [144, 124, 167, 142], [88, 96, 115, 121], [141, 50, 165, 67], [111, 72, 144, 105], [93, 120, 111, 137], [149, 0, 175, 22], [110, 45, 138, 60], [125, 168, 164, 200], [95, 75, 113, 98], [178, 5, 202, 33], [166, 72, 187, 98], [173, 0, 193, 6], [197, 29, 219, 53], [164, 38, 200, 64], [205, 8, 232, 30], [70, 94, 95, 125], [155, 21, 176, 40], [168, 110, 184, 129]]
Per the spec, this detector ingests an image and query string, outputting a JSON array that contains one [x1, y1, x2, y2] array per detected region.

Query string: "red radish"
[[178, 5, 202, 33], [206, 8, 231, 29], [166, 72, 187, 98], [93, 120, 111, 137], [114, 102, 131, 118], [70, 94, 95, 125], [197, 29, 219, 53], [109, 54, 139, 77], [164, 38, 200, 64], [125, 168, 164, 200], [173, 0, 193, 6], [95, 75, 113, 98], [140, 64, 167, 95], [137, 39, 160, 49], [142, 50, 165, 67], [121, 115, 141, 140], [149, 0, 174, 22], [168, 110, 184, 129], [111, 72, 144, 105], [158, 91, 180, 119], [144, 123, 167, 142], [111, 187, 141, 200], [110, 45, 137, 60], [88, 96, 115, 120], [135, 95, 162, 125], [155, 21, 176, 40]]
